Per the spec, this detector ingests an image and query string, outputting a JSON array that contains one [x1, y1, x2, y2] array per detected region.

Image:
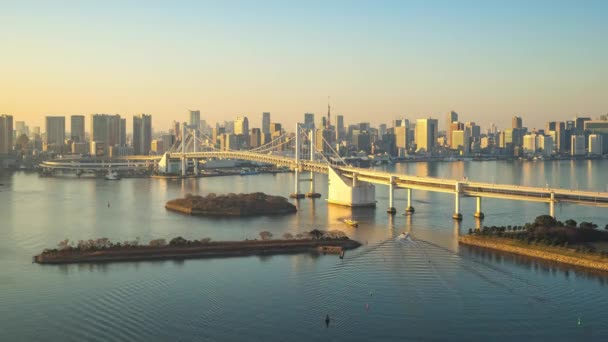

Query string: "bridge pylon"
[[289, 123, 305, 199], [305, 128, 321, 198]]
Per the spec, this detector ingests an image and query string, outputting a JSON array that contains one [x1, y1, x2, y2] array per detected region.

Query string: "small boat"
[[397, 232, 412, 242], [343, 218, 359, 227], [105, 170, 120, 180], [239, 168, 259, 176]]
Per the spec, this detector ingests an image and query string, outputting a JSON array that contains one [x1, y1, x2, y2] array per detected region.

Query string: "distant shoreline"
[[34, 239, 362, 265], [459, 235, 608, 272]]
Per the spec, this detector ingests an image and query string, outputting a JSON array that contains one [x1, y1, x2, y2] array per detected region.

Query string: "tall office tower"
[[522, 134, 537, 154], [90, 114, 122, 155], [269, 123, 282, 137], [172, 121, 180, 140], [70, 115, 85, 142], [490, 123, 497, 135], [119, 118, 127, 146], [326, 99, 331, 130], [45, 116, 66, 152], [0, 115, 14, 154], [538, 135, 554, 156], [378, 124, 387, 137], [249, 128, 262, 148], [546, 121, 557, 133], [15, 121, 28, 137], [512, 116, 523, 129], [575, 117, 591, 133], [446, 111, 458, 145], [415, 118, 438, 153], [452, 129, 471, 154], [133, 114, 152, 155], [262, 112, 271, 134], [465, 122, 480, 139], [589, 134, 604, 155], [336, 115, 345, 140], [395, 125, 409, 150], [234, 116, 249, 136], [303, 113, 315, 129], [450, 122, 464, 149], [189, 110, 201, 131], [571, 135, 586, 156], [554, 122, 566, 152]]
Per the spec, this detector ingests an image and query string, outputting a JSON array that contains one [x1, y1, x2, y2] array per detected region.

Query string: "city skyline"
[[2, 1, 607, 130]]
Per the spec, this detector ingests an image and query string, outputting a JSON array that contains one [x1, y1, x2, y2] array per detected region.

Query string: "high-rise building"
[[415, 118, 438, 153], [90, 114, 122, 155], [571, 135, 585, 156], [395, 126, 409, 150], [270, 123, 282, 136], [249, 128, 262, 148], [133, 114, 152, 155], [523, 134, 537, 154], [465, 122, 480, 139], [304, 113, 315, 129], [336, 115, 345, 140], [538, 135, 554, 156], [589, 134, 604, 155], [15, 121, 28, 138], [189, 110, 201, 131], [262, 112, 271, 134], [351, 130, 371, 154], [120, 118, 126, 146], [0, 115, 14, 154], [45, 116, 66, 152], [583, 121, 608, 152], [446, 111, 458, 145], [512, 116, 523, 129], [70, 115, 85, 142], [452, 130, 470, 154], [234, 116, 249, 136], [575, 117, 591, 133]]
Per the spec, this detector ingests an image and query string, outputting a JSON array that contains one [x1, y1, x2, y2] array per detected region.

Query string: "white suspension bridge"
[[41, 123, 608, 220]]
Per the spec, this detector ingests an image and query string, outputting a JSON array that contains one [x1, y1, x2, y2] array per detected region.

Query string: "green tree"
[[282, 232, 294, 240], [259, 231, 273, 240], [308, 229, 324, 240], [565, 219, 577, 227], [534, 215, 557, 228]]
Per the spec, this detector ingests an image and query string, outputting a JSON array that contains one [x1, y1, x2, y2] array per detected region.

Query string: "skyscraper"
[[90, 114, 122, 155], [446, 111, 458, 145], [234, 116, 249, 136], [304, 113, 315, 129], [512, 116, 523, 129], [70, 115, 85, 142], [262, 112, 271, 134], [415, 118, 438, 153], [45, 116, 66, 152], [189, 110, 201, 131], [0, 115, 14, 154], [336, 115, 345, 140], [133, 114, 152, 155]]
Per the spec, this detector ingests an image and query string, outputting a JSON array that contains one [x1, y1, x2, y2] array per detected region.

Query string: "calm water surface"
[[1, 160, 607, 341]]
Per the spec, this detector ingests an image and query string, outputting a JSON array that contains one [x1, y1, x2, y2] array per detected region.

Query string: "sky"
[[1, 0, 607, 133]]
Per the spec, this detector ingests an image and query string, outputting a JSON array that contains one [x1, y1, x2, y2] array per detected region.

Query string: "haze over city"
[[3, 2, 608, 341], [2, 0, 607, 130]]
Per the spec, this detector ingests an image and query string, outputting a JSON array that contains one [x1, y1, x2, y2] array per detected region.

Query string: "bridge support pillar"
[[405, 188, 415, 215], [549, 192, 555, 218], [453, 182, 463, 220], [387, 176, 396, 214], [474, 197, 484, 219]]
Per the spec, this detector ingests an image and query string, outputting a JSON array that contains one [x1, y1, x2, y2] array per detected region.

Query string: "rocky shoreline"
[[165, 192, 297, 217]]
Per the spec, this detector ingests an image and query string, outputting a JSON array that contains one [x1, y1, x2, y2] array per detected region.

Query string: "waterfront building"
[[70, 115, 85, 142], [90, 114, 122, 155], [161, 135, 175, 153], [45, 116, 66, 153], [589, 134, 604, 155], [71, 142, 88, 154], [584, 120, 608, 152], [395, 125, 408, 150], [446, 111, 458, 146], [522, 134, 537, 154], [571, 135, 585, 156], [538, 135, 554, 156], [133, 114, 152, 155], [0, 115, 14, 154], [452, 129, 470, 154], [15, 121, 28, 138], [151, 140, 163, 154], [415, 118, 438, 153]]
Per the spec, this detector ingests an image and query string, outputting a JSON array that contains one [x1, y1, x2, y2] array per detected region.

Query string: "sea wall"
[[459, 235, 608, 272]]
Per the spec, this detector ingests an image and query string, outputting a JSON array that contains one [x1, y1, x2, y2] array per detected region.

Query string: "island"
[[165, 192, 297, 216], [33, 230, 361, 264], [459, 215, 608, 272]]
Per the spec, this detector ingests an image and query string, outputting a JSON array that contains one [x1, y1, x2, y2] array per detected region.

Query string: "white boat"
[[105, 170, 120, 180], [397, 232, 412, 241]]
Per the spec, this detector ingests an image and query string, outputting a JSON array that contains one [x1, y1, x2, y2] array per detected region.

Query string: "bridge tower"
[[290, 124, 305, 199], [181, 122, 187, 177], [306, 128, 321, 198]]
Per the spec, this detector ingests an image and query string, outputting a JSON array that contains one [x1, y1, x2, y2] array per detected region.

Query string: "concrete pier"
[[453, 182, 463, 220], [405, 188, 415, 214], [474, 197, 484, 219], [387, 176, 396, 214]]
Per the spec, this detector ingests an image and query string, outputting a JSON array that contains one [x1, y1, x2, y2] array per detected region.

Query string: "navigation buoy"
[[577, 317, 582, 326], [107, 201, 110, 208]]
